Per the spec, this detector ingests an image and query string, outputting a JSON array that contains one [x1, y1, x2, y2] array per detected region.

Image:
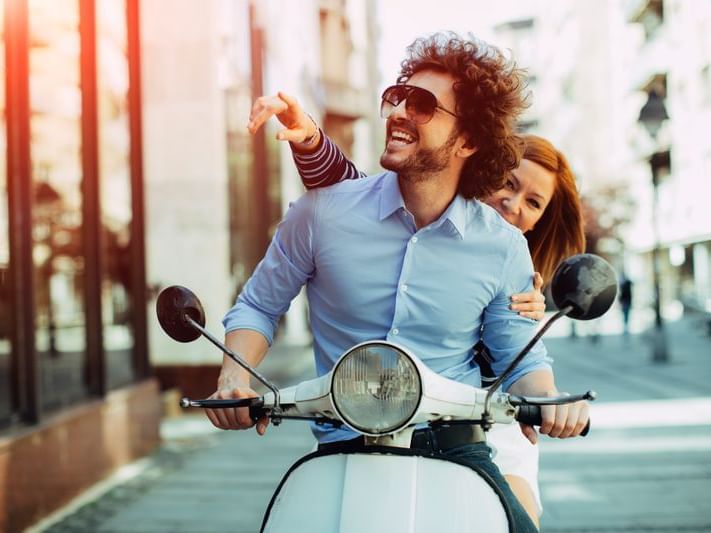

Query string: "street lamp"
[[637, 88, 669, 363]]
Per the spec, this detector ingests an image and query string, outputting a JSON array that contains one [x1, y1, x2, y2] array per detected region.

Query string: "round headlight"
[[331, 342, 422, 435]]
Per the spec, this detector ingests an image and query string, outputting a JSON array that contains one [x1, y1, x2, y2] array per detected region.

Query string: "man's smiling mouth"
[[387, 123, 418, 147], [390, 131, 415, 145]]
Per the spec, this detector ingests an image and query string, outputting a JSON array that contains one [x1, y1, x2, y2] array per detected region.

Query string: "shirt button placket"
[[391, 234, 418, 341]]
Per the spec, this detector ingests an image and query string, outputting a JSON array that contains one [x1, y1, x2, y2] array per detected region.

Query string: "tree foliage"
[[581, 183, 636, 256]]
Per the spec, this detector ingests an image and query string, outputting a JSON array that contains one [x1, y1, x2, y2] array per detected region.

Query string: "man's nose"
[[389, 98, 409, 120]]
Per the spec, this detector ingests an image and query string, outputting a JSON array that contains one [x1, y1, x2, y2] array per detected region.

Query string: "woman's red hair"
[[521, 135, 586, 284]]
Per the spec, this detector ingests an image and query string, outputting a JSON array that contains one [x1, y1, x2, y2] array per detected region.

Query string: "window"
[[29, 0, 89, 410], [631, 0, 664, 41], [97, 0, 135, 389], [1, 0, 147, 429]]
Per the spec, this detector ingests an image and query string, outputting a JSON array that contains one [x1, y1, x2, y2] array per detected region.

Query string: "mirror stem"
[[185, 315, 281, 407], [482, 305, 573, 427]]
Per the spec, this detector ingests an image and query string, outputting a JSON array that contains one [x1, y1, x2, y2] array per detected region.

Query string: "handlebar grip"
[[249, 404, 267, 422], [516, 404, 590, 437], [516, 404, 542, 427]]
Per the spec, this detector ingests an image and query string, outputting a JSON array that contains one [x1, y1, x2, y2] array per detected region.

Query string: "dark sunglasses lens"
[[405, 87, 436, 123], [382, 85, 407, 105], [380, 85, 436, 124]]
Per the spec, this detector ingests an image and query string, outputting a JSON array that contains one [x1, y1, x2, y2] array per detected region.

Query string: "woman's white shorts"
[[488, 423, 542, 516]]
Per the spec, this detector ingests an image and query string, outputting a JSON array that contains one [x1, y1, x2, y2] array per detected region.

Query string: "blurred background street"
[[2, 0, 711, 531]]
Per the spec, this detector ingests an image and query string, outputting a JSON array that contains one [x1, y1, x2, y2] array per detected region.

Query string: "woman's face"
[[484, 158, 556, 233]]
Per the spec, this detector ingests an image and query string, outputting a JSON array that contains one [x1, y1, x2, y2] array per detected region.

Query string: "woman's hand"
[[510, 272, 545, 321], [247, 91, 318, 147]]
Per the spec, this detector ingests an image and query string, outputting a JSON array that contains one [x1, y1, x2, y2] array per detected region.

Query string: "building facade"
[[1, 0, 383, 527], [623, 0, 711, 318], [145, 0, 379, 398], [0, 1, 160, 530], [492, 0, 711, 330]]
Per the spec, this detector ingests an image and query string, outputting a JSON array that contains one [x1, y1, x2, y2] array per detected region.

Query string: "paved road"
[[38, 316, 711, 532], [539, 425, 711, 532], [538, 319, 711, 532]]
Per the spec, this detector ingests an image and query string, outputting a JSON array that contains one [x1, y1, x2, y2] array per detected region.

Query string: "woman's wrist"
[[292, 115, 321, 153]]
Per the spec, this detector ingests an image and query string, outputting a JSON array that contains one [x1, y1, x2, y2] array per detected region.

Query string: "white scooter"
[[156, 254, 617, 533]]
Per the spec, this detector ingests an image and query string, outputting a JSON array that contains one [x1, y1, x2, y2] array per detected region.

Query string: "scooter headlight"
[[331, 342, 422, 435]]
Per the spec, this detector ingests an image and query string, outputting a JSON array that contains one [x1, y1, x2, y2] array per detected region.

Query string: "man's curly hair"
[[397, 32, 529, 199]]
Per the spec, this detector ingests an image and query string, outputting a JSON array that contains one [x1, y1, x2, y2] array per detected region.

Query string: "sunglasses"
[[380, 84, 459, 124]]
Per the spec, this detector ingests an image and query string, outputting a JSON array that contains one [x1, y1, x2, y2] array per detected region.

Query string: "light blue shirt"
[[224, 171, 551, 443]]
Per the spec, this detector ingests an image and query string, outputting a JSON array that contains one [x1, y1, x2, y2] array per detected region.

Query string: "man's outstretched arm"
[[207, 191, 318, 434]]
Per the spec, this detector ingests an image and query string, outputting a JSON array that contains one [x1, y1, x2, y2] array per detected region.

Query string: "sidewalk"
[[36, 316, 711, 532], [32, 342, 317, 533]]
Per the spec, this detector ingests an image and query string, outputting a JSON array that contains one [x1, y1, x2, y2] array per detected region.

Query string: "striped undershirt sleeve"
[[291, 129, 365, 189]]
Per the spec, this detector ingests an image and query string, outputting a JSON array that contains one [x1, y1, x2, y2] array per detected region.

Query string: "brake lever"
[[180, 396, 265, 409], [509, 390, 597, 406], [179, 396, 266, 422]]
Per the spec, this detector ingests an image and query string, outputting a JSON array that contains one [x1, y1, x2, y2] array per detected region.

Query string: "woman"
[[248, 92, 586, 525]]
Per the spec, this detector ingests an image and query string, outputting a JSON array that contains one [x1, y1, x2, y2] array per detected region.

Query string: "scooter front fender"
[[262, 450, 510, 533]]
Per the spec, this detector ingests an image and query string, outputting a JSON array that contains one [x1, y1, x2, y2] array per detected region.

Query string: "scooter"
[[156, 254, 618, 533]]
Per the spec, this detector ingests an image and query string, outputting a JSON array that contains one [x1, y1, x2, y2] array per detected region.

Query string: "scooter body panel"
[[262, 452, 509, 533]]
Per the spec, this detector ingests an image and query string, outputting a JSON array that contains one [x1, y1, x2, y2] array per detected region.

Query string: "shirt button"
[[401, 284, 408, 292], [392, 328, 400, 335], [410, 236, 418, 244]]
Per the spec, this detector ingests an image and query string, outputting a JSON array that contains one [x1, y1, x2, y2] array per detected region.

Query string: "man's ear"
[[456, 139, 478, 158]]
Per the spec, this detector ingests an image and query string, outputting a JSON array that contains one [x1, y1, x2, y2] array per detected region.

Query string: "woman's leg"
[[505, 474, 540, 528], [444, 443, 539, 533], [487, 423, 542, 526]]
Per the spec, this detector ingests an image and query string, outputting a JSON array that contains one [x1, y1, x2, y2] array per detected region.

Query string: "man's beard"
[[380, 128, 459, 183]]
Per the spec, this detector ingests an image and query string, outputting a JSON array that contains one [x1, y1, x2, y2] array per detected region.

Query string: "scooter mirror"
[[551, 254, 618, 320], [156, 285, 206, 342]]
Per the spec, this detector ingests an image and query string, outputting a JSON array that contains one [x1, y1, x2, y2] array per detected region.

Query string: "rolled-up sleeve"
[[482, 233, 553, 391], [222, 191, 317, 345]]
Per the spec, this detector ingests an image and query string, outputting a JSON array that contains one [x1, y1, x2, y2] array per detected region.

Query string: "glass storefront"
[[1, 0, 147, 428], [97, 0, 135, 389], [29, 0, 89, 410], [0, 0, 13, 424]]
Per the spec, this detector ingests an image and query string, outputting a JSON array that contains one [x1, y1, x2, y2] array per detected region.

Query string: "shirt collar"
[[440, 194, 467, 239], [378, 172, 468, 239], [378, 172, 406, 221]]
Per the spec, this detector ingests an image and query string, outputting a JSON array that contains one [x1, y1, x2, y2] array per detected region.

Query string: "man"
[[208, 33, 587, 531], [619, 275, 633, 335]]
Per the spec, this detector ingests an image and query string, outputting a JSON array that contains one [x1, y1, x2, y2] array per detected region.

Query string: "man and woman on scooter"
[[248, 83, 585, 525], [208, 32, 587, 532]]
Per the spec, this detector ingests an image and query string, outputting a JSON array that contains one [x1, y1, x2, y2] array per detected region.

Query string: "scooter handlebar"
[[516, 404, 590, 437], [180, 397, 266, 422]]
